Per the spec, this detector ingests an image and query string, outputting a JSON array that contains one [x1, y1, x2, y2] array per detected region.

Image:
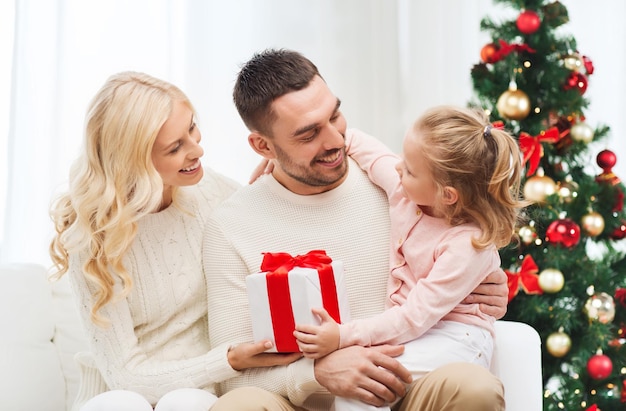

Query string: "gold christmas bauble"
[[546, 331, 571, 357], [581, 211, 605, 237], [584, 292, 616, 324], [518, 225, 538, 245], [523, 174, 557, 203], [496, 89, 531, 121], [538, 268, 565, 293], [557, 178, 579, 203], [570, 122, 594, 143], [563, 53, 584, 71]]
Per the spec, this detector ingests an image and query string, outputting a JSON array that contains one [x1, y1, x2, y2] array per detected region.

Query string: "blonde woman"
[[50, 72, 299, 411]]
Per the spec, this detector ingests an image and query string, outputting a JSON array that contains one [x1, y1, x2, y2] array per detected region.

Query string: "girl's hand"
[[227, 340, 301, 370], [248, 159, 274, 184], [293, 307, 340, 359]]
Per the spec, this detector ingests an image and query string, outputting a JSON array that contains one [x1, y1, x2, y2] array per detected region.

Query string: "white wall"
[[1, 0, 625, 266]]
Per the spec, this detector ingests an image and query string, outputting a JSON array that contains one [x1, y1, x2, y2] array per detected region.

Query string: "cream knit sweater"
[[69, 168, 240, 405], [204, 131, 391, 410]]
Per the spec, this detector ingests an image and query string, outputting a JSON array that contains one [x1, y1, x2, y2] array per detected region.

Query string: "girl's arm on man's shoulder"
[[346, 129, 402, 197]]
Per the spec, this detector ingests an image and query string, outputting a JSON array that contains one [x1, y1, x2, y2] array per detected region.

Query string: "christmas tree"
[[470, 1, 626, 410]]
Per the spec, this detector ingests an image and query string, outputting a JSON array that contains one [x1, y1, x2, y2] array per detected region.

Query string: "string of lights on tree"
[[469, 1, 626, 410]]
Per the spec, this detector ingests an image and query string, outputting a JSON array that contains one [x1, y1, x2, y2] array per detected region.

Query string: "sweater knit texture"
[[338, 130, 498, 348], [69, 167, 240, 405], [204, 129, 392, 410]]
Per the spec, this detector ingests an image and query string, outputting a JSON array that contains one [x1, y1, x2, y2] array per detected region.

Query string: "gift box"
[[246, 250, 351, 352]]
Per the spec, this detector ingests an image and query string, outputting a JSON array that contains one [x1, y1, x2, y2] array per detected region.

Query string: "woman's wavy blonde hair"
[[411, 105, 527, 249], [49, 71, 193, 325]]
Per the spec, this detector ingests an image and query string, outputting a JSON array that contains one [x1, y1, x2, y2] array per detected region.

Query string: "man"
[[206, 49, 507, 410]]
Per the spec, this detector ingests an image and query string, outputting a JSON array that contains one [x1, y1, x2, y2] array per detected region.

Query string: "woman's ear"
[[248, 132, 276, 159], [442, 186, 459, 205]]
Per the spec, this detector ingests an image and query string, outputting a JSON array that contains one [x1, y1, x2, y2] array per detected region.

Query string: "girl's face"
[[151, 100, 204, 203], [395, 130, 439, 208]]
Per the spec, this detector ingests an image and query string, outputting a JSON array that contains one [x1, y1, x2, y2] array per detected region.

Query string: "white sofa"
[[0, 263, 88, 411], [0, 263, 543, 411]]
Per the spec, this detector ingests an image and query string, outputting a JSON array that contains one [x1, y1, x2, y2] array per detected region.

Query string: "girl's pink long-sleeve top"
[[338, 131, 498, 348]]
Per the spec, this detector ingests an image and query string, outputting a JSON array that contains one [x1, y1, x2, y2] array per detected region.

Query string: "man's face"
[[264, 76, 349, 195]]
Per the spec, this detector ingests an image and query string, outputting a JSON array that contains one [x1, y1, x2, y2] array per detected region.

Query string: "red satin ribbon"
[[505, 254, 543, 303], [490, 39, 536, 63], [260, 250, 341, 352], [519, 127, 561, 176]]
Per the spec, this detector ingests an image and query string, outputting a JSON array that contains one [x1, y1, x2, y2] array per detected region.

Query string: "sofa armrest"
[[492, 320, 543, 411], [0, 264, 66, 410], [51, 273, 90, 407], [0, 263, 90, 411]]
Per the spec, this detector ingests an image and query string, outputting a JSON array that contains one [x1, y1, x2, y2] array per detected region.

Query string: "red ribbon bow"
[[505, 255, 543, 303], [491, 39, 536, 63], [261, 249, 333, 274], [519, 127, 561, 176], [260, 250, 341, 352]]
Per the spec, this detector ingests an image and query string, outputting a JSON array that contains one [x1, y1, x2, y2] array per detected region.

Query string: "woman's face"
[[151, 100, 204, 201]]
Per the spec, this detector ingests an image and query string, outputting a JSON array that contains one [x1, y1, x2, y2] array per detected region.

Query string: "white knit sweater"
[[204, 134, 391, 410], [69, 167, 240, 405]]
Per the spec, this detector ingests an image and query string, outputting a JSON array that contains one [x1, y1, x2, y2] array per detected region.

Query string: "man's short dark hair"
[[233, 48, 321, 136]]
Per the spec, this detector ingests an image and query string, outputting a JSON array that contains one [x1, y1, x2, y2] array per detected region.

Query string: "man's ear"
[[442, 186, 459, 205], [248, 132, 276, 159]]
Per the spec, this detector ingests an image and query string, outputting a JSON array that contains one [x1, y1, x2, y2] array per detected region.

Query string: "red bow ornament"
[[505, 254, 543, 303], [490, 39, 536, 63], [519, 127, 561, 176]]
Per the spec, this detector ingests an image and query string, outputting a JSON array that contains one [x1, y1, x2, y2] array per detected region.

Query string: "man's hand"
[[227, 340, 302, 371], [294, 307, 340, 359], [464, 268, 508, 319], [314, 345, 412, 407]]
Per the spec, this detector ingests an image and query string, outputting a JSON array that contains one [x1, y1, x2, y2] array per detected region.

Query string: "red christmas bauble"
[[586, 353, 613, 380], [596, 150, 621, 186], [546, 218, 581, 248], [481, 43, 498, 63], [597, 149, 617, 172], [564, 72, 588, 94], [516, 10, 541, 34]]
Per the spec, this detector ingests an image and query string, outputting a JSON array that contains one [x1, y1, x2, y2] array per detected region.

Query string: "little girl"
[[294, 105, 525, 410]]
